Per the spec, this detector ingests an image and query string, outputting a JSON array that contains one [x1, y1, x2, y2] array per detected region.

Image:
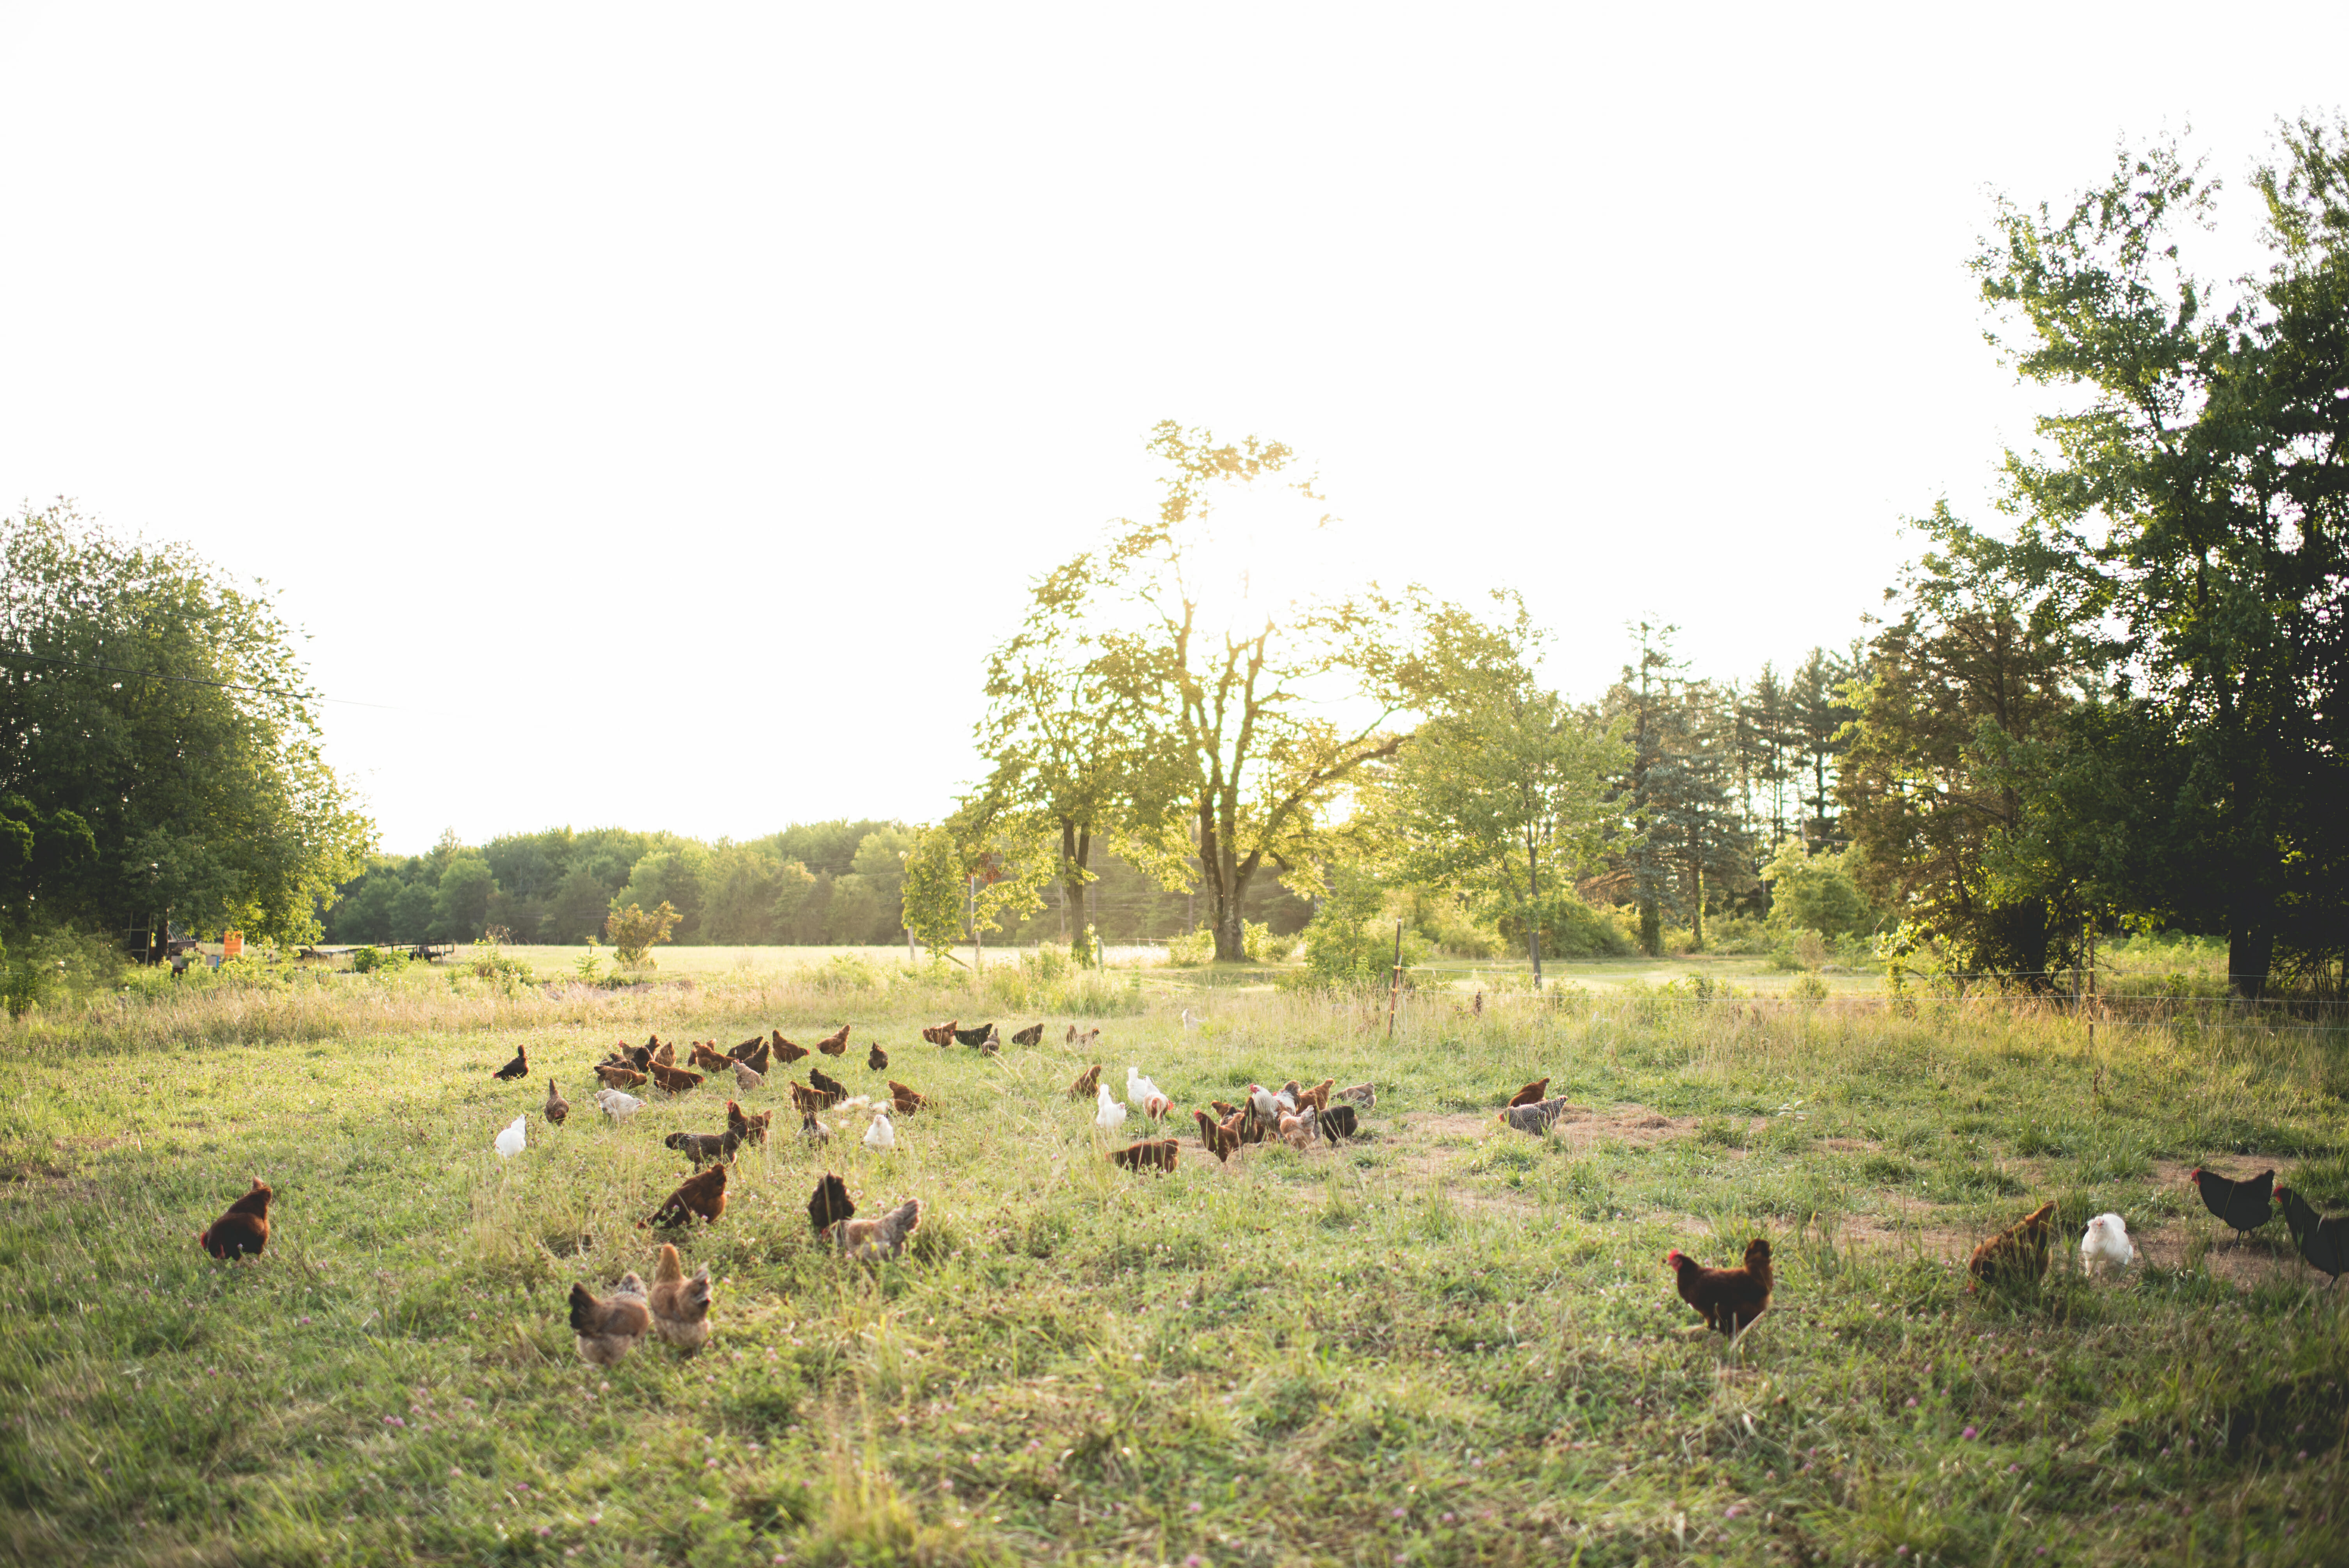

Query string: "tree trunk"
[[1525, 845, 1543, 990], [1639, 898, 1661, 957], [2229, 919, 2274, 1002], [1060, 821, 1092, 960]]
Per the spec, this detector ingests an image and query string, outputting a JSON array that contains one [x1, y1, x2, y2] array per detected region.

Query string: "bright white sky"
[[2, 4, 2340, 853]]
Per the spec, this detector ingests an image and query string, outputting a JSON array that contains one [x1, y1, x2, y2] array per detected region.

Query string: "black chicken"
[[728, 1035, 763, 1060], [492, 1045, 528, 1081], [2275, 1187, 2349, 1282], [807, 1172, 855, 1237], [1320, 1104, 1359, 1140], [953, 1023, 995, 1048], [2189, 1165, 2275, 1243]]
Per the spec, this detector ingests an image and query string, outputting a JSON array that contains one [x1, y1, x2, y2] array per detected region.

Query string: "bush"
[[1241, 920, 1289, 963], [4, 926, 127, 1017], [1166, 928, 1215, 967], [604, 900, 679, 967], [350, 944, 408, 975], [1788, 972, 1830, 1003], [1762, 841, 1881, 941]]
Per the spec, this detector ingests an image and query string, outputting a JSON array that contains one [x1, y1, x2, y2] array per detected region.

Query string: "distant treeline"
[[321, 821, 1312, 949]]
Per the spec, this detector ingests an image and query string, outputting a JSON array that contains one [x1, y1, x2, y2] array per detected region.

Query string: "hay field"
[[2, 958, 2344, 1566]]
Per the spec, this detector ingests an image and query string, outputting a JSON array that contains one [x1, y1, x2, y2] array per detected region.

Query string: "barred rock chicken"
[[773, 1032, 811, 1065], [198, 1178, 273, 1260], [1112, 1138, 1180, 1173], [595, 1063, 647, 1090], [1506, 1078, 1551, 1110], [2190, 1165, 2276, 1243], [1968, 1201, 2057, 1286], [648, 1063, 704, 1095], [867, 1042, 889, 1071], [1501, 1097, 1572, 1134], [816, 1024, 851, 1057], [568, 1272, 651, 1366], [1667, 1238, 1772, 1336], [641, 1163, 728, 1229], [649, 1243, 713, 1352], [807, 1066, 850, 1107], [726, 1099, 772, 1146], [492, 1045, 529, 1081], [1068, 1064, 1102, 1101], [1012, 1023, 1044, 1047], [663, 1129, 738, 1169], [886, 1080, 928, 1116], [1195, 1108, 1240, 1162], [544, 1078, 570, 1126], [921, 1021, 958, 1047], [2276, 1186, 2349, 1282]]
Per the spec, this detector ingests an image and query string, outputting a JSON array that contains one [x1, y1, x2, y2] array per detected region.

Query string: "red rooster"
[[1666, 1239, 1772, 1337]]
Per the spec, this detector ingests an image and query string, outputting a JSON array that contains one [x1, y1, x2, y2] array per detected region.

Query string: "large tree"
[[0, 505, 371, 944], [1387, 595, 1624, 988], [1973, 120, 2349, 996], [1009, 422, 1439, 961]]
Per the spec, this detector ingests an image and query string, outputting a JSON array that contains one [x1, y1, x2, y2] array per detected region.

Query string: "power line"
[[0, 649, 403, 711]]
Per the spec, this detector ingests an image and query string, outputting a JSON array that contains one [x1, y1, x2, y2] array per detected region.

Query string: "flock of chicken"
[[191, 1030, 2349, 1373]]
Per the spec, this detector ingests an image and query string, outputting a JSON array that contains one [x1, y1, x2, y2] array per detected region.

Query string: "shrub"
[[1789, 972, 1830, 1004], [1166, 928, 1215, 967], [350, 944, 408, 975], [604, 900, 679, 967], [1241, 920, 1289, 963]]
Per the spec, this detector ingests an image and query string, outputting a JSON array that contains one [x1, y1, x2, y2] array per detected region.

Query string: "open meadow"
[[4, 951, 2347, 1567]]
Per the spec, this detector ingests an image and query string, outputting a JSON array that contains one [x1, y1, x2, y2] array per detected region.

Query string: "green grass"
[[4, 959, 2347, 1566]]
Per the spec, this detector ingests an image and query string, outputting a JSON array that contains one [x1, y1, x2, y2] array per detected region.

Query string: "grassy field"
[[4, 952, 2345, 1566]]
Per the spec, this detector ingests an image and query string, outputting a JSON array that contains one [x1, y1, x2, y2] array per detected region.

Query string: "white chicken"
[[1094, 1083, 1128, 1131], [494, 1114, 527, 1159], [1181, 1009, 1201, 1032], [2080, 1212, 2137, 1276], [595, 1087, 645, 1121], [1127, 1066, 1166, 1112], [1246, 1083, 1280, 1123], [863, 1112, 896, 1152]]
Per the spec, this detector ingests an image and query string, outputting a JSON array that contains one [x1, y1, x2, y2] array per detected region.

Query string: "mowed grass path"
[[4, 969, 2347, 1566]]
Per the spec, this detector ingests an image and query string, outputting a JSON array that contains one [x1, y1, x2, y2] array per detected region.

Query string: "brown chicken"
[[921, 1020, 958, 1047], [664, 1130, 740, 1169], [648, 1039, 675, 1068], [594, 1063, 647, 1089], [886, 1080, 928, 1116], [642, 1163, 728, 1229], [1277, 1112, 1315, 1151], [1210, 1099, 1239, 1121], [1194, 1108, 1240, 1163], [772, 1031, 811, 1065], [815, 1024, 851, 1057], [1012, 1023, 1044, 1047], [1068, 1064, 1103, 1101], [729, 1034, 765, 1060], [689, 1041, 734, 1074], [647, 1062, 704, 1095], [1506, 1078, 1551, 1109], [867, 1042, 889, 1071], [544, 1078, 570, 1126], [1298, 1078, 1335, 1114], [649, 1243, 713, 1352], [1112, 1139, 1180, 1173], [1066, 1025, 1101, 1047], [736, 1038, 772, 1074], [626, 1041, 655, 1071], [197, 1178, 273, 1260], [726, 1099, 772, 1146], [568, 1273, 651, 1366], [1969, 1201, 2057, 1286], [807, 1066, 849, 1105], [1667, 1238, 1773, 1336], [789, 1081, 831, 1115], [837, 1199, 923, 1261]]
